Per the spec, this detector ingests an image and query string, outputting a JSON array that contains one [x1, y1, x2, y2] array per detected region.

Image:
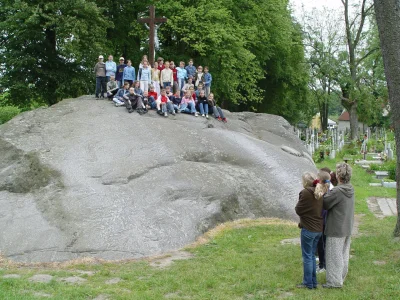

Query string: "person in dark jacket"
[[295, 171, 323, 289], [322, 163, 354, 288], [123, 86, 146, 114]]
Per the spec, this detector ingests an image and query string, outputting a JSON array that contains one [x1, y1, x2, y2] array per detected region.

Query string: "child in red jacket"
[[156, 89, 175, 117]]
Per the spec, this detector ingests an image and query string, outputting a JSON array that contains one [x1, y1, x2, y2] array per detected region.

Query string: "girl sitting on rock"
[[179, 90, 198, 116], [208, 93, 227, 122]]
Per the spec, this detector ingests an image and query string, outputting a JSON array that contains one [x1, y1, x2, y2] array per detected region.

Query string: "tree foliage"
[[301, 1, 387, 131], [302, 7, 343, 131], [155, 0, 309, 124], [0, 0, 110, 106]]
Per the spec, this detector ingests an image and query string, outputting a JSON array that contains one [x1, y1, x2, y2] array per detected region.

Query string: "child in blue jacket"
[[123, 60, 136, 87]]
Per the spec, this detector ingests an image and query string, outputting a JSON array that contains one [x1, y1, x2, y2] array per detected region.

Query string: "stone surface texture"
[[29, 274, 53, 283], [0, 96, 315, 263]]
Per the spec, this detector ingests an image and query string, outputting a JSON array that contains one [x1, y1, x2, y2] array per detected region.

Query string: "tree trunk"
[[374, 0, 400, 236], [44, 27, 58, 105], [321, 101, 328, 131], [349, 102, 359, 140]]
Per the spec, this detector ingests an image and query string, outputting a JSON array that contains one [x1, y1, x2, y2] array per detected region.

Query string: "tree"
[[155, 0, 309, 124], [356, 17, 389, 127], [374, 0, 400, 236], [94, 0, 148, 63], [340, 0, 375, 139], [0, 0, 110, 107], [302, 7, 343, 131]]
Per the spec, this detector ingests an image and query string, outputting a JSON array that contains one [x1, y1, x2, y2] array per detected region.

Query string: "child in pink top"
[[179, 90, 198, 116]]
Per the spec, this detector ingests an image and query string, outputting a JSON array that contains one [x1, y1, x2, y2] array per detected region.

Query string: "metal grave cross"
[[138, 5, 167, 66]]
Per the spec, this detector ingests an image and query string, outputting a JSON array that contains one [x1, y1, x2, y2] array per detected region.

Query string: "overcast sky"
[[289, 0, 345, 22], [290, 0, 343, 12]]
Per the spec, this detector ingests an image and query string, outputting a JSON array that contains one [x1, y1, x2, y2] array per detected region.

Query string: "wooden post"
[[138, 6, 167, 66]]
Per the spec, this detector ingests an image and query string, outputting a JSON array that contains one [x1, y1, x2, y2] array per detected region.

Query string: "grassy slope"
[[0, 159, 399, 299]]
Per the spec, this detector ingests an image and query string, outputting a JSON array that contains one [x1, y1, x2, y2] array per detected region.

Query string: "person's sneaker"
[[157, 110, 163, 115], [128, 109, 134, 113], [201, 114, 205, 117], [195, 112, 199, 117], [316, 267, 326, 273], [115, 102, 124, 107], [95, 96, 100, 100], [164, 112, 168, 117], [206, 114, 209, 119], [172, 111, 176, 115], [217, 117, 222, 121], [177, 109, 181, 113], [222, 118, 227, 123], [137, 109, 144, 115], [296, 284, 313, 290]]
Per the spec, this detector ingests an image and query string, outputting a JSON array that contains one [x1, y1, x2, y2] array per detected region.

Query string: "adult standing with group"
[[295, 163, 354, 289], [322, 163, 354, 289], [94, 55, 106, 99]]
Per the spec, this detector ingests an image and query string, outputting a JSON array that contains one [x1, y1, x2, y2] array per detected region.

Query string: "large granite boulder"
[[0, 96, 315, 263]]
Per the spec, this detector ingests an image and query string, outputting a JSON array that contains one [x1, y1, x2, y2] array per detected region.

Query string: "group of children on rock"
[[94, 54, 227, 122]]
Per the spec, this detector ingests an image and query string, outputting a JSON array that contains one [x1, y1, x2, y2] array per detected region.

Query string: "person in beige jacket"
[[160, 61, 173, 89]]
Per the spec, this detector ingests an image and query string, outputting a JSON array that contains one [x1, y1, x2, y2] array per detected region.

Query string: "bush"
[[0, 106, 21, 124], [386, 160, 397, 181], [369, 164, 383, 171], [342, 142, 359, 155], [370, 160, 397, 181]]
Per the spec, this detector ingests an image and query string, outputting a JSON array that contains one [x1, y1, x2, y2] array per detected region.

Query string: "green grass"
[[0, 159, 399, 299]]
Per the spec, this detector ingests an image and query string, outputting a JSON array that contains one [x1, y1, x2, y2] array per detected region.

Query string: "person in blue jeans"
[[197, 90, 209, 118], [179, 90, 198, 116], [176, 61, 187, 97], [295, 171, 323, 289], [122, 60, 136, 87], [185, 59, 196, 80], [208, 93, 227, 122]]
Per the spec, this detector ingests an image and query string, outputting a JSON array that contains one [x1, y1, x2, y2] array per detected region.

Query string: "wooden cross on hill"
[[138, 5, 167, 66]]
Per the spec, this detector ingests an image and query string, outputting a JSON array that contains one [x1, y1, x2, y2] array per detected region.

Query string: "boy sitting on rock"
[[106, 76, 119, 100], [123, 87, 146, 114]]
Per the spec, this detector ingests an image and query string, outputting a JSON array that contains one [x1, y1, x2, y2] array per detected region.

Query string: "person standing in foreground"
[[295, 171, 323, 289], [322, 163, 354, 289], [94, 55, 107, 99]]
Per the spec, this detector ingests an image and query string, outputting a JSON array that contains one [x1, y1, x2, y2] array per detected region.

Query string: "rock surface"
[[0, 96, 314, 263]]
